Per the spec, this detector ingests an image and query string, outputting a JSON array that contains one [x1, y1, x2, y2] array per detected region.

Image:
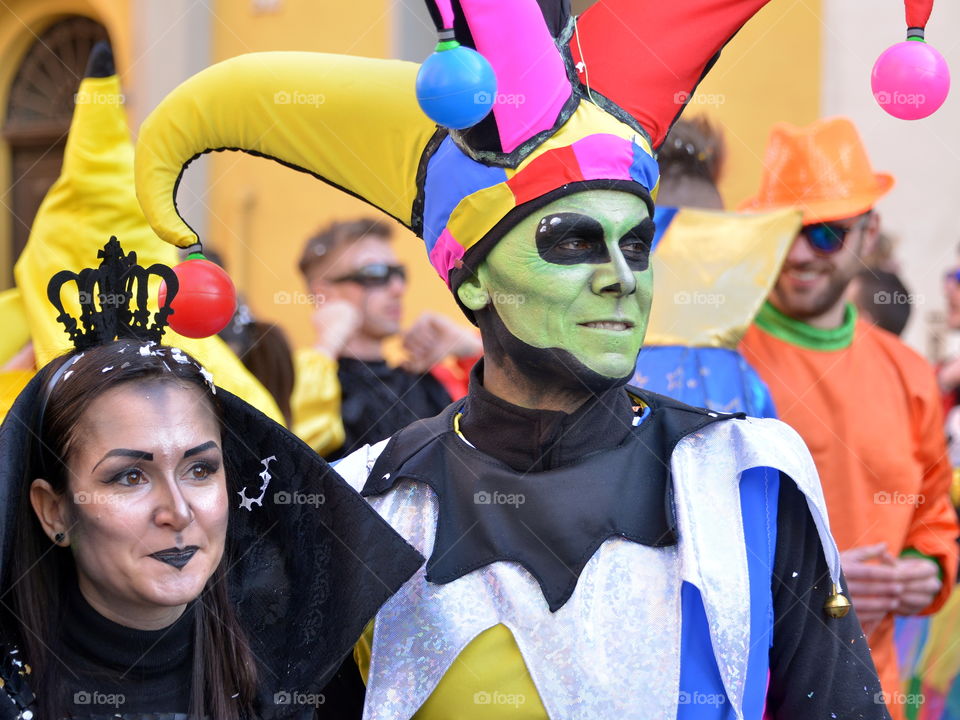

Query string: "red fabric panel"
[[570, 0, 772, 148], [505, 146, 583, 205]]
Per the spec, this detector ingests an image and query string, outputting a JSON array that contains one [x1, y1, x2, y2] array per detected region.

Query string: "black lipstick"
[[149, 546, 199, 570]]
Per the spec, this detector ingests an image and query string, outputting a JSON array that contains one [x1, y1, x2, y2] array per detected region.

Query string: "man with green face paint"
[[134, 1, 890, 717]]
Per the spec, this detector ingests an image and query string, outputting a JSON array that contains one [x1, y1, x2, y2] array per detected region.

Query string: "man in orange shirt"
[[739, 116, 958, 718]]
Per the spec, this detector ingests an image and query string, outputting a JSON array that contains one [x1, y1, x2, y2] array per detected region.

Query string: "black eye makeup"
[[535, 213, 654, 271], [618, 218, 655, 271], [536, 213, 606, 265], [186, 460, 220, 481], [107, 467, 148, 487]]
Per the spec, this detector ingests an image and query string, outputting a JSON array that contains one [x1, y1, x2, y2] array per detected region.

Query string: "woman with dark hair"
[[0, 239, 422, 719]]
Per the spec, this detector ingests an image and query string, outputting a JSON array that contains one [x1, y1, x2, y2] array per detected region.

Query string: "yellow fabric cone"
[[646, 208, 800, 348], [11, 73, 283, 424]]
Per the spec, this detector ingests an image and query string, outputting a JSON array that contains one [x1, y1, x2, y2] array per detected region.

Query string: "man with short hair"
[[739, 116, 958, 718], [292, 218, 480, 459]]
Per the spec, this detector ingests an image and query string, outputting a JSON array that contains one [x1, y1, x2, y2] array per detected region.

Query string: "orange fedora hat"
[[739, 116, 895, 224]]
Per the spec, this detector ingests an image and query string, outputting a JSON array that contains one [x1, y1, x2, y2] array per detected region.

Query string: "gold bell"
[[824, 584, 851, 618]]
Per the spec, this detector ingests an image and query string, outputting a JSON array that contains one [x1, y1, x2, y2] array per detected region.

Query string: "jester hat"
[[135, 0, 776, 311], [7, 43, 284, 423]]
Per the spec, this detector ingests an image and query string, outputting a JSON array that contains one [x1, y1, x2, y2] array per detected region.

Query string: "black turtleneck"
[[457, 361, 636, 472], [59, 590, 194, 715]]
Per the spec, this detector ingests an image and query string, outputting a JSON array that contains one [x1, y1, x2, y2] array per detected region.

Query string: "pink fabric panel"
[[460, 0, 571, 153], [429, 228, 466, 285], [433, 0, 455, 29], [571, 134, 634, 181]]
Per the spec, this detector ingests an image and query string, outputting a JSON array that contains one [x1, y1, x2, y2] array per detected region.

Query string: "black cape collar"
[[364, 385, 742, 611]]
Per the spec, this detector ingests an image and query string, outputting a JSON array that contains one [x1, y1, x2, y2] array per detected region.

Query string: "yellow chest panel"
[[355, 621, 548, 719]]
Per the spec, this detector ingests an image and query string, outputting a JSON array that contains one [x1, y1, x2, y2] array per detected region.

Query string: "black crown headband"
[[47, 236, 178, 350], [36, 238, 184, 464]]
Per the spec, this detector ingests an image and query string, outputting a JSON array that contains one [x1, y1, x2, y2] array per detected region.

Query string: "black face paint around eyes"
[[618, 217, 656, 272], [536, 213, 608, 265]]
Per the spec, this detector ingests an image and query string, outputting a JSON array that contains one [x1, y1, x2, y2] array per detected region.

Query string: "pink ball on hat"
[[872, 0, 950, 120], [872, 40, 949, 120]]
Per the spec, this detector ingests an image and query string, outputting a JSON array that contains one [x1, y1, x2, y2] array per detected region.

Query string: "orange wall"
[[683, 0, 823, 207]]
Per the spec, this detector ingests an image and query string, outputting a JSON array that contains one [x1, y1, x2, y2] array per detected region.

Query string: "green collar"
[[755, 301, 857, 351]]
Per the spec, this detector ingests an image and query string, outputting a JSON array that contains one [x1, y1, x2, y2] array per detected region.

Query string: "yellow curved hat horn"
[[135, 52, 437, 249]]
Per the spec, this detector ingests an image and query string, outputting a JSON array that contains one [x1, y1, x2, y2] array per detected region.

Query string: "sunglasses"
[[330, 263, 407, 288], [945, 269, 960, 284], [800, 215, 869, 254]]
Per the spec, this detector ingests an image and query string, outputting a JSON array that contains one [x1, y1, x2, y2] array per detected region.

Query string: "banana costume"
[[2, 45, 283, 424]]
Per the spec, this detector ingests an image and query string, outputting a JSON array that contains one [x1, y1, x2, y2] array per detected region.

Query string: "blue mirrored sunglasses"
[[800, 214, 869, 254], [801, 222, 851, 254]]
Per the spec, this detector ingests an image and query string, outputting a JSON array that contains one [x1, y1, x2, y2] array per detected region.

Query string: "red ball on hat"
[[158, 252, 237, 339]]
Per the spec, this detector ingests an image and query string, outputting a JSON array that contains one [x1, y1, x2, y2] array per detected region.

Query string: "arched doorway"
[[2, 15, 109, 283]]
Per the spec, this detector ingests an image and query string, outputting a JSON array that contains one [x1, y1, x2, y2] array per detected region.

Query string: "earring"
[[54, 532, 65, 545]]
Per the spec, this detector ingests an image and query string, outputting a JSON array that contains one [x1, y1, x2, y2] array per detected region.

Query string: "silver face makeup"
[[148, 545, 200, 570]]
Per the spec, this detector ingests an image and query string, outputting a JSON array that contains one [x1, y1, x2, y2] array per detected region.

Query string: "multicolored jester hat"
[[135, 0, 778, 313]]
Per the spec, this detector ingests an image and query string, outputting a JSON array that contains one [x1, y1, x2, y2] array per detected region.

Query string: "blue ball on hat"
[[416, 37, 497, 130]]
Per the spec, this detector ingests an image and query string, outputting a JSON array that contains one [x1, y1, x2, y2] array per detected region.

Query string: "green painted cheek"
[[481, 252, 581, 349]]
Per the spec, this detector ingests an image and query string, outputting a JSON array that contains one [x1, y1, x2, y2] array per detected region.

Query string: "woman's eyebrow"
[[92, 449, 153, 471], [184, 440, 219, 458]]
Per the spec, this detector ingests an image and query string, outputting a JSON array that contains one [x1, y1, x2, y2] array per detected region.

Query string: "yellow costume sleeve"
[[291, 348, 345, 457], [11, 72, 283, 424], [0, 370, 32, 419]]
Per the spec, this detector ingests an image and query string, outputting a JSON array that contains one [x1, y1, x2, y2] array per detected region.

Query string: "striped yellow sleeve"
[[291, 348, 344, 457]]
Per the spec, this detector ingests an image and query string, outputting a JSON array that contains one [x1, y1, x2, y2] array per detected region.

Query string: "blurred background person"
[[294, 218, 481, 460], [738, 116, 958, 719], [851, 268, 913, 337], [655, 115, 726, 210], [937, 249, 960, 418]]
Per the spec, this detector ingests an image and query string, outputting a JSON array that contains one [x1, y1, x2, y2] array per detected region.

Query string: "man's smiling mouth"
[[579, 321, 635, 331]]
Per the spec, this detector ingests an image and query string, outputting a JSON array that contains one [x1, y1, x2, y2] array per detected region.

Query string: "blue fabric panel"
[[630, 139, 661, 195], [652, 205, 678, 252], [740, 465, 780, 718], [678, 582, 737, 719], [422, 136, 508, 250], [634, 346, 777, 418], [676, 466, 779, 719]]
